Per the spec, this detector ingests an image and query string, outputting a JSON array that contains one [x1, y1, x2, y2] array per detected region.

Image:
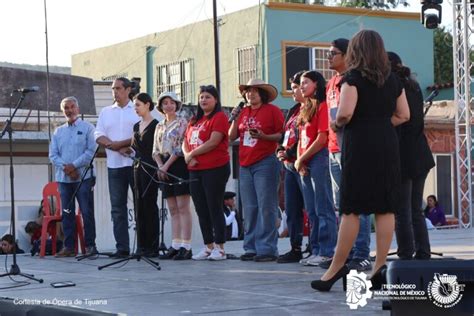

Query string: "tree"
[[433, 26, 453, 84], [337, 0, 407, 9]]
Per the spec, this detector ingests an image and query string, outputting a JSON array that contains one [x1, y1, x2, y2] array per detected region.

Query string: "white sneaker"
[[192, 247, 212, 260], [208, 247, 226, 261], [299, 254, 318, 265], [305, 256, 332, 267]]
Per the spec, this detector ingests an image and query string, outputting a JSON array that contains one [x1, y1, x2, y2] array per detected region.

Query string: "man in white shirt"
[[95, 78, 140, 258]]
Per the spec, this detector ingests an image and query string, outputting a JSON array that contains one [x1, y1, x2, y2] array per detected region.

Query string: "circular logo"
[[427, 273, 464, 308], [346, 270, 373, 310]]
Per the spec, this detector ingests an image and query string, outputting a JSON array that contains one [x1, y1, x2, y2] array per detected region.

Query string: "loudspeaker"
[[386, 260, 474, 316]]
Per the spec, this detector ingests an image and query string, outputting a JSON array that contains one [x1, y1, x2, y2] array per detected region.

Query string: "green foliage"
[[338, 0, 408, 9], [433, 27, 453, 84]]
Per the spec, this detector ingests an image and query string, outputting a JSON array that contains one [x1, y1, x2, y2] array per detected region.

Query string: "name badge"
[[243, 131, 257, 147], [301, 130, 309, 149], [190, 130, 199, 145], [282, 131, 290, 147]]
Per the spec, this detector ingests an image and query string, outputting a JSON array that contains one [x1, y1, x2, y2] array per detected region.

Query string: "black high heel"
[[369, 264, 387, 290], [311, 265, 349, 292]]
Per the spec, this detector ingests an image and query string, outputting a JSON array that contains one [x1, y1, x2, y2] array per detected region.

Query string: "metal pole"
[[212, 0, 221, 95], [44, 0, 53, 182]]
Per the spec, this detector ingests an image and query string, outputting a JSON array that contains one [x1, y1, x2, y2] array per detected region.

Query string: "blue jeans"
[[108, 167, 134, 252], [329, 152, 371, 260], [291, 166, 320, 255], [284, 163, 312, 249], [58, 178, 96, 250], [303, 148, 337, 257], [240, 155, 280, 256]]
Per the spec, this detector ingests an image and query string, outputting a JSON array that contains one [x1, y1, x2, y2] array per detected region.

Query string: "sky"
[[0, 0, 453, 67]]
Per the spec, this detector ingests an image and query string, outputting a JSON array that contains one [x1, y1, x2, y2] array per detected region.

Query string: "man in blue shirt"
[[49, 96, 98, 257]]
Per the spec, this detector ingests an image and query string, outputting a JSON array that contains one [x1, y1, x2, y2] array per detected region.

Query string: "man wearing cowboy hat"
[[229, 78, 284, 262]]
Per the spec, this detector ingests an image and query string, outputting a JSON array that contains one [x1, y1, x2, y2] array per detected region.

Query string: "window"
[[434, 154, 454, 217], [156, 59, 194, 104], [281, 41, 334, 94], [236, 45, 257, 86]]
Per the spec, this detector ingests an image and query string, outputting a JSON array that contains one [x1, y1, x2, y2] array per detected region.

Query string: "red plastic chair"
[[39, 182, 85, 257]]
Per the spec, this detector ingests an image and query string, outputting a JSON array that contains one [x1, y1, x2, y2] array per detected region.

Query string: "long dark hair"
[[297, 70, 326, 125], [387, 51, 418, 90], [190, 85, 222, 125]]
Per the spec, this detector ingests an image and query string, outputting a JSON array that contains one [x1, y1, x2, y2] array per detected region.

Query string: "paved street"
[[0, 227, 472, 315]]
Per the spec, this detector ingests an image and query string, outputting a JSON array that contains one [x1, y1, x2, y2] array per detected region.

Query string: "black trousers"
[[395, 172, 431, 259], [189, 163, 230, 245], [133, 162, 159, 252]]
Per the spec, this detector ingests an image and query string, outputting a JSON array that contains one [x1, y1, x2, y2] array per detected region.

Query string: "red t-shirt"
[[326, 74, 342, 153], [282, 106, 300, 163], [237, 103, 284, 167], [184, 111, 230, 171], [298, 100, 329, 161]]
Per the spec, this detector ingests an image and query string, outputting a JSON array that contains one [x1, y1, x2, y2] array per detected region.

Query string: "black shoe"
[[173, 247, 192, 260], [240, 252, 256, 261], [110, 250, 130, 259], [254, 254, 277, 262], [369, 265, 387, 290], [277, 248, 302, 263], [347, 258, 372, 272], [159, 247, 179, 259], [311, 265, 349, 292]]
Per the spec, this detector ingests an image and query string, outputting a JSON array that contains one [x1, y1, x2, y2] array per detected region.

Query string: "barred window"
[[282, 41, 334, 92], [236, 45, 257, 86], [157, 59, 194, 104]]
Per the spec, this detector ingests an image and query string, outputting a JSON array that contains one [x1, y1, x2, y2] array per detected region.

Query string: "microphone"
[[424, 89, 439, 104], [228, 101, 245, 123], [13, 86, 39, 93]]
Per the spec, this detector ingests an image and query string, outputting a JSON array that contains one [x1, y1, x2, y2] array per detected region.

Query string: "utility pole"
[[212, 0, 221, 95]]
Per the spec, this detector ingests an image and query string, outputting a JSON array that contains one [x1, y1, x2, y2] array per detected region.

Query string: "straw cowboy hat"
[[238, 79, 278, 103]]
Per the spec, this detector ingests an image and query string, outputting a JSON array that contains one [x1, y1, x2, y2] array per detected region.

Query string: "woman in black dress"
[[311, 30, 410, 291], [128, 92, 159, 256], [388, 52, 435, 260]]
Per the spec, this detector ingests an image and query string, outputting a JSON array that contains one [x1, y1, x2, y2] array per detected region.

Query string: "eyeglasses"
[[326, 51, 342, 58]]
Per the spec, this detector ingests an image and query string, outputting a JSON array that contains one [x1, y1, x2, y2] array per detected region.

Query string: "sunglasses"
[[326, 51, 343, 58]]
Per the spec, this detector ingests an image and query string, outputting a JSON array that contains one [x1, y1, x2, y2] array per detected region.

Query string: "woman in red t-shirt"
[[229, 79, 284, 262], [295, 70, 337, 266], [276, 71, 318, 264], [182, 85, 230, 261]]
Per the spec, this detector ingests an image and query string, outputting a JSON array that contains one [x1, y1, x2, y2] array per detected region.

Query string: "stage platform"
[[0, 227, 472, 315]]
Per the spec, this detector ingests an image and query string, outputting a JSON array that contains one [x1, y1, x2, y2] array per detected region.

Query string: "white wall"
[[0, 150, 238, 253]]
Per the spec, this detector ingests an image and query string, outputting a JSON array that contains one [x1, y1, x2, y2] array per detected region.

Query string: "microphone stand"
[[97, 156, 195, 271], [98, 157, 163, 271], [134, 158, 196, 256], [423, 89, 439, 117], [0, 92, 43, 283]]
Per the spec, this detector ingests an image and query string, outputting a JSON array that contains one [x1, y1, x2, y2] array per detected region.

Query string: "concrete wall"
[[72, 6, 260, 108]]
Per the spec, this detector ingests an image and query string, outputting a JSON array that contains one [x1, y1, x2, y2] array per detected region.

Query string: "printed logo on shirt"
[[301, 130, 309, 149], [327, 88, 338, 109], [189, 124, 206, 147]]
